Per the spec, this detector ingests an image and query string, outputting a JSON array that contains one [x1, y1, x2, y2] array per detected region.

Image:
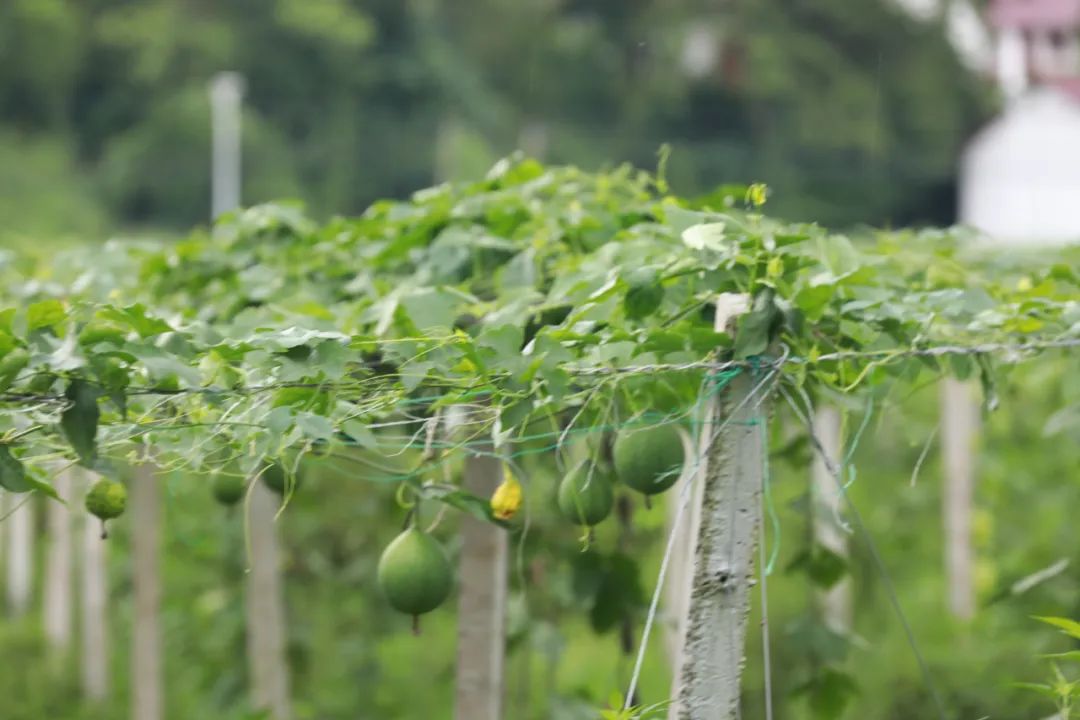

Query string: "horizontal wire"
[[2, 335, 1072, 405], [813, 336, 1080, 362], [0, 337, 1074, 462]]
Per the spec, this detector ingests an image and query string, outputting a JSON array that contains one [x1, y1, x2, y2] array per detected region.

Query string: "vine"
[[0, 155, 1074, 510]]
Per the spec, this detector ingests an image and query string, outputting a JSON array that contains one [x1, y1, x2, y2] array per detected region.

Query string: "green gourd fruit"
[[261, 462, 302, 495], [557, 463, 615, 526], [377, 528, 454, 632], [212, 472, 246, 506], [85, 479, 127, 539], [613, 423, 684, 496]]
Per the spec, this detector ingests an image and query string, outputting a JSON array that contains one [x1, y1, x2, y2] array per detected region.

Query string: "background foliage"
[[0, 0, 987, 237]]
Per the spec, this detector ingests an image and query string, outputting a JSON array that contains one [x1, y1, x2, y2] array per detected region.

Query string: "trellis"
[[0, 158, 1077, 718]]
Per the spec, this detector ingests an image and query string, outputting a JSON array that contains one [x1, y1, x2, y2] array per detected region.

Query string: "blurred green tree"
[[0, 0, 988, 231]]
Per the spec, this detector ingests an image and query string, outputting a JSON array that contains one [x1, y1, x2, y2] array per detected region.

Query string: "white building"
[[960, 0, 1080, 245]]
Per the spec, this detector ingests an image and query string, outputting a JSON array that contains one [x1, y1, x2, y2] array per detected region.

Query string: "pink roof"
[[1052, 77, 1080, 100], [990, 0, 1080, 29]]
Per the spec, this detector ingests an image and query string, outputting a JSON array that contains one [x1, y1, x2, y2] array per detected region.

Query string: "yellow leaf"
[[490, 467, 523, 520]]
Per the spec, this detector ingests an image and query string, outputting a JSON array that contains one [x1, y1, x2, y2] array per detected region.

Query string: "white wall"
[[960, 88, 1080, 244]]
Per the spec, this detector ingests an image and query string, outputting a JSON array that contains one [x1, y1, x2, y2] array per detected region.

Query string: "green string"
[[840, 394, 875, 491], [760, 412, 781, 576], [748, 359, 781, 576]]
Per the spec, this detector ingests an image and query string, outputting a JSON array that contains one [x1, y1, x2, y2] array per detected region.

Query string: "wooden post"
[[246, 483, 292, 720], [209, 72, 245, 218], [518, 120, 549, 159], [435, 114, 461, 184], [131, 464, 163, 720], [209, 70, 292, 719], [44, 470, 74, 657], [670, 293, 768, 720], [666, 293, 746, 676], [811, 406, 850, 631], [81, 472, 109, 701], [941, 378, 979, 620], [6, 490, 34, 617], [454, 438, 508, 720]]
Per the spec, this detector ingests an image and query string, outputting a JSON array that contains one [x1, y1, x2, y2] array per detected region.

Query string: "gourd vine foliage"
[[0, 155, 1076, 509]]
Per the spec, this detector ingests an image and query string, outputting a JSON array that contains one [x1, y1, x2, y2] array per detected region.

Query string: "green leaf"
[[24, 472, 61, 501], [794, 284, 835, 322], [681, 222, 727, 251], [687, 326, 732, 353], [1033, 616, 1080, 641], [793, 667, 858, 719], [399, 288, 461, 332], [47, 333, 86, 372], [273, 388, 330, 415], [0, 347, 30, 392], [135, 347, 201, 387], [342, 420, 379, 450], [623, 280, 664, 321], [948, 353, 973, 380], [27, 299, 66, 331], [296, 412, 334, 441], [498, 397, 533, 433], [787, 615, 850, 664], [734, 289, 778, 359], [0, 445, 31, 493], [78, 319, 128, 346], [1013, 682, 1058, 699], [477, 324, 524, 363], [60, 379, 101, 466], [399, 360, 434, 393], [0, 332, 15, 358], [809, 669, 858, 719], [419, 485, 507, 526], [663, 205, 710, 235], [312, 340, 349, 380], [589, 553, 644, 634], [788, 545, 848, 589], [252, 326, 348, 350], [99, 303, 174, 338]]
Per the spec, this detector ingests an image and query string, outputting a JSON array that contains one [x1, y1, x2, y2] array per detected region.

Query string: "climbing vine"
[[0, 155, 1075, 504]]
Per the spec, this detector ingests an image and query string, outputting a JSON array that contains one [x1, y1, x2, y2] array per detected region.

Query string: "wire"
[[813, 336, 1080, 362], [1, 336, 1074, 409]]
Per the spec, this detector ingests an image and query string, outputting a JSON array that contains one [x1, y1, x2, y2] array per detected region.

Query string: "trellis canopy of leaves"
[[0, 156, 1076, 505]]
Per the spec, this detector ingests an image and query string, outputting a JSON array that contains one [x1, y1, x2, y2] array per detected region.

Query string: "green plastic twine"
[[748, 358, 781, 576], [840, 394, 875, 491]]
